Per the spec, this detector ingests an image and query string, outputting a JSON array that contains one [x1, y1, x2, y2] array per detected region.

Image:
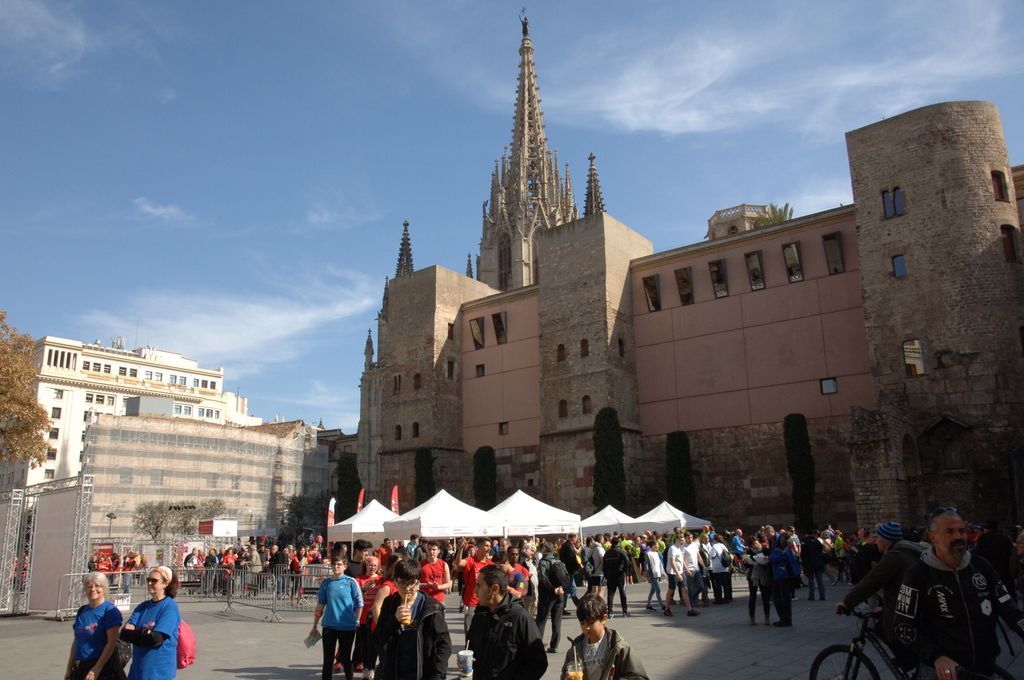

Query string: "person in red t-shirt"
[[419, 540, 452, 605], [456, 538, 492, 640], [377, 539, 393, 568], [354, 556, 382, 675]]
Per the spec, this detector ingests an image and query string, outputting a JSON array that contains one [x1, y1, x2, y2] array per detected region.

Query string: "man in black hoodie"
[[468, 564, 548, 680], [374, 559, 451, 680]]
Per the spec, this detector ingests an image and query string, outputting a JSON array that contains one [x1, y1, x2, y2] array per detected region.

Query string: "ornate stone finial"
[[520, 8, 528, 37], [466, 253, 474, 278], [583, 152, 606, 217], [396, 220, 414, 277]]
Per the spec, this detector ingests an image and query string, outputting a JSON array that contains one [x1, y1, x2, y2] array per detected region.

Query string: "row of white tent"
[[326, 489, 711, 544]]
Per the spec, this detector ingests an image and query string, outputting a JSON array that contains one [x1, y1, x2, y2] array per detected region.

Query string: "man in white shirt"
[[665, 533, 700, 617], [682, 533, 707, 608], [709, 535, 733, 604]]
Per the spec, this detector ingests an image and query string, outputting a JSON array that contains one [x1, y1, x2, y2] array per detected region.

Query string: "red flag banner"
[[390, 485, 399, 514], [327, 497, 336, 527], [356, 488, 365, 513]]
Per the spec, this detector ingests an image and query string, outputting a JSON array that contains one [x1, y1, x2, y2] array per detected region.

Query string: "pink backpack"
[[177, 619, 196, 669]]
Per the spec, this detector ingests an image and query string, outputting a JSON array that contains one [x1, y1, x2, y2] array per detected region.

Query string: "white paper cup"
[[457, 649, 474, 675]]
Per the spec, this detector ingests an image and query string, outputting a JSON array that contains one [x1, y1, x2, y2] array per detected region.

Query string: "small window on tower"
[[903, 339, 926, 376], [580, 339, 589, 358], [558, 400, 568, 418], [708, 260, 729, 298], [822, 232, 845, 274], [581, 395, 592, 415], [475, 364, 485, 377], [470, 317, 486, 350], [782, 242, 804, 282], [1001, 225, 1021, 263], [618, 338, 625, 358], [413, 373, 422, 390], [492, 312, 508, 345], [393, 375, 402, 393], [557, 344, 566, 362], [992, 171, 1009, 202], [395, 425, 402, 441], [892, 255, 907, 278], [744, 251, 765, 291], [412, 422, 420, 438], [642, 275, 662, 312], [447, 361, 455, 380], [674, 267, 694, 305], [447, 323, 455, 340], [498, 421, 509, 435]]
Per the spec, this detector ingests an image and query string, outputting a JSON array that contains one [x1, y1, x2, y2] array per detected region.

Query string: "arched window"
[[557, 344, 566, 362], [558, 400, 568, 418], [1001, 225, 1020, 263], [498, 231, 512, 291], [413, 373, 421, 390], [412, 422, 420, 438], [395, 425, 402, 441], [580, 339, 589, 358], [581, 395, 592, 415]]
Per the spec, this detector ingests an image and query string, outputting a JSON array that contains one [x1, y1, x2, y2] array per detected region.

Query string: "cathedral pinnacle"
[[396, 220, 413, 277], [583, 152, 606, 217], [466, 253, 474, 278]]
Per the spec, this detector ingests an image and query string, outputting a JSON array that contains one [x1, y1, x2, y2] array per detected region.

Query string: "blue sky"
[[3, 1, 1023, 431]]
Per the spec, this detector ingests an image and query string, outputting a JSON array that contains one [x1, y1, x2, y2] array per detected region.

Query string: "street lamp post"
[[106, 512, 117, 537]]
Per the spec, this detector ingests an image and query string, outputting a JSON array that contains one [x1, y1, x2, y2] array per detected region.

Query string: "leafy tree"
[[199, 498, 227, 520], [784, 413, 816, 533], [133, 501, 171, 540], [167, 502, 198, 536], [414, 447, 436, 506], [593, 407, 626, 510], [282, 491, 331, 544], [0, 311, 50, 465], [336, 453, 362, 517], [756, 202, 794, 226], [473, 446, 497, 509], [665, 431, 697, 513]]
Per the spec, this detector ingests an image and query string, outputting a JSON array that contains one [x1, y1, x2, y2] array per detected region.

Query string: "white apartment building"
[[0, 336, 262, 491]]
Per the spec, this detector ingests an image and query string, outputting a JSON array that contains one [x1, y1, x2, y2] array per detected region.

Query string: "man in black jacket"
[[374, 559, 451, 680], [602, 537, 630, 618], [895, 509, 1024, 679], [535, 542, 570, 654], [559, 533, 582, 611], [468, 564, 547, 680]]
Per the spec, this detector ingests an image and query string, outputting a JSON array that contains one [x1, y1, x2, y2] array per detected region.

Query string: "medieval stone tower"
[[477, 16, 578, 292], [847, 101, 1024, 525]]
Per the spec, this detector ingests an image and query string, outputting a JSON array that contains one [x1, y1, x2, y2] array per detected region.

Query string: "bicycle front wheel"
[[809, 644, 881, 680]]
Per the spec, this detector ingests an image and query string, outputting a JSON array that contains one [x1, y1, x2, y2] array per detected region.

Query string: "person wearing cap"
[[836, 521, 924, 670], [120, 565, 181, 679]]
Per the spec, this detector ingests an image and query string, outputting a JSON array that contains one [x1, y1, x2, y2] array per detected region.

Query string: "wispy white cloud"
[[159, 86, 176, 103], [133, 197, 192, 223], [0, 0, 91, 84], [273, 379, 361, 431], [790, 178, 854, 216], [301, 186, 381, 231], [76, 268, 378, 381]]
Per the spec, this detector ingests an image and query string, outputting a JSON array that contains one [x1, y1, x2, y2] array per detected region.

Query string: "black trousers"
[[355, 622, 377, 671], [748, 579, 771, 618], [535, 592, 563, 650], [771, 579, 793, 624], [322, 627, 356, 680], [606, 576, 628, 613], [712, 571, 732, 602]]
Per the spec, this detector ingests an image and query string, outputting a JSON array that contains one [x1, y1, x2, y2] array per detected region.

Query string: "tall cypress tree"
[[593, 407, 626, 509], [473, 446, 497, 509], [665, 431, 697, 513], [336, 453, 362, 516], [784, 413, 816, 532], [414, 447, 436, 506]]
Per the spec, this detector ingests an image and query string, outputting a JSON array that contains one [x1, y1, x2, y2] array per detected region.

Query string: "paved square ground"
[[4, 578, 1020, 678]]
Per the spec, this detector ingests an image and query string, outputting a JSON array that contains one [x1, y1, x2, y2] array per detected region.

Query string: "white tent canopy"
[[327, 499, 399, 544], [620, 501, 711, 533], [580, 505, 636, 536], [382, 489, 504, 539], [489, 490, 581, 536]]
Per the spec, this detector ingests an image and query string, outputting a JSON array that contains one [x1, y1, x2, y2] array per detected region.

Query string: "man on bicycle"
[[836, 521, 926, 672], [894, 508, 1024, 679]]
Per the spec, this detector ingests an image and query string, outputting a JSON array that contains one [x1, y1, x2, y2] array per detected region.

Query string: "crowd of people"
[[69, 513, 1024, 679]]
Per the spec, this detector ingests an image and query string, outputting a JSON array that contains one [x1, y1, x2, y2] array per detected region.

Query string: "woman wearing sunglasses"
[[120, 566, 181, 679]]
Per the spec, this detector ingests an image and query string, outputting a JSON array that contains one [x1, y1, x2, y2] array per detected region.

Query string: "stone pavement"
[[4, 578, 1021, 678]]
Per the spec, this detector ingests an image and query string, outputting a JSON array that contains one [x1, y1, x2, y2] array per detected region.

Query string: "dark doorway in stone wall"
[[901, 434, 925, 526]]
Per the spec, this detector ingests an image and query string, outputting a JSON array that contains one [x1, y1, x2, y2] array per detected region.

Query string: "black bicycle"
[[809, 609, 1015, 679]]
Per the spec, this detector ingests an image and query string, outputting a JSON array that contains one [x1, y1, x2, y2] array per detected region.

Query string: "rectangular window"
[[150, 470, 163, 486], [82, 361, 91, 371], [744, 251, 765, 291], [153, 372, 162, 381], [49, 428, 59, 440], [214, 410, 220, 419], [708, 260, 729, 298], [103, 364, 111, 373], [197, 407, 206, 417], [475, 364, 486, 377], [120, 469, 133, 485], [392, 375, 401, 393], [128, 368, 137, 378], [447, 361, 455, 380], [178, 376, 186, 385], [83, 413, 90, 422], [53, 389, 63, 399], [883, 187, 906, 218], [44, 469, 55, 480], [1001, 225, 1020, 263], [903, 339, 926, 376], [782, 242, 804, 282], [674, 268, 694, 305], [85, 393, 93, 403], [820, 377, 839, 394], [173, 404, 182, 415], [470, 317, 486, 349], [993, 171, 1009, 202], [169, 374, 177, 384], [201, 380, 209, 389], [498, 421, 509, 435], [182, 405, 192, 416], [642, 274, 662, 311], [492, 312, 508, 345], [46, 447, 57, 460], [144, 371, 153, 380], [95, 395, 105, 405], [51, 407, 61, 418], [118, 366, 127, 376], [210, 381, 216, 390], [822, 232, 845, 274], [191, 378, 198, 387], [892, 255, 907, 278], [447, 323, 455, 340]]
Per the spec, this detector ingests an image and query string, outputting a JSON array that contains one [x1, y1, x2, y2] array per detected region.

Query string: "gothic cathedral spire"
[[396, 220, 413, 277], [478, 15, 577, 292], [583, 153, 606, 217]]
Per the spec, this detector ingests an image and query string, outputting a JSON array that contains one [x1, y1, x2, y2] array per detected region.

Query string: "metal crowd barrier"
[[224, 564, 330, 622]]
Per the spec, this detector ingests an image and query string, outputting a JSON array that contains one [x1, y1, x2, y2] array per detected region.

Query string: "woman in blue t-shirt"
[[120, 566, 181, 680], [65, 571, 124, 680], [311, 553, 363, 680]]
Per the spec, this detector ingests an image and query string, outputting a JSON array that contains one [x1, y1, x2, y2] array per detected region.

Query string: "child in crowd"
[[560, 594, 648, 680]]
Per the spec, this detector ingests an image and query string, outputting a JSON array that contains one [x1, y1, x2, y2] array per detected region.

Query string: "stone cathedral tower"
[[477, 14, 578, 292]]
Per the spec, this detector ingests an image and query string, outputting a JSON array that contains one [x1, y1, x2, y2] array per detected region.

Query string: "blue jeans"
[[807, 570, 825, 600], [686, 571, 706, 604], [562, 572, 580, 609]]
